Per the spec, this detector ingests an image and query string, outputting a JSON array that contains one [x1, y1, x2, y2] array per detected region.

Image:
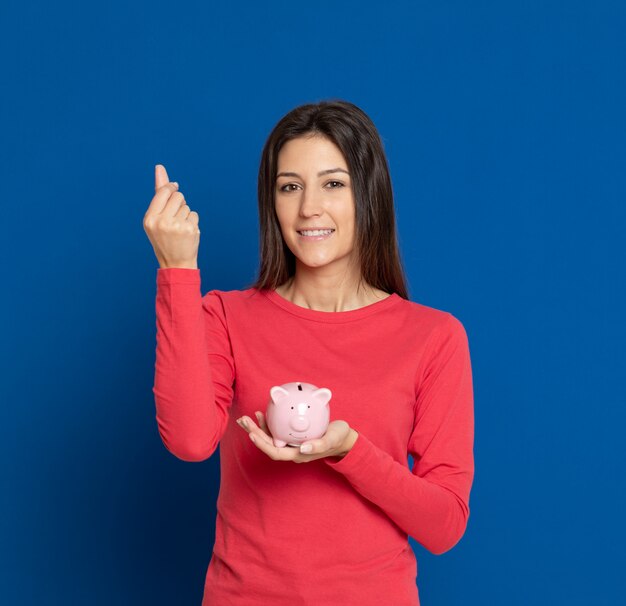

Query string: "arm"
[[153, 268, 235, 462], [324, 314, 475, 555], [335, 428, 359, 457]]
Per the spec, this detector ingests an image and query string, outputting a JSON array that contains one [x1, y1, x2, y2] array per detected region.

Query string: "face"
[[274, 134, 357, 274]]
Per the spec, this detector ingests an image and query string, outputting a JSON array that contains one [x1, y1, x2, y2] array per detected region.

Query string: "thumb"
[[155, 164, 170, 191]]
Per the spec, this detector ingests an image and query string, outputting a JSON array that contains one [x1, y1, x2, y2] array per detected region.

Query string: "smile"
[[297, 229, 335, 241]]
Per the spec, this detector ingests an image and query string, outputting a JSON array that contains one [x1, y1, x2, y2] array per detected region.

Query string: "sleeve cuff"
[[156, 267, 201, 285], [323, 429, 376, 474]]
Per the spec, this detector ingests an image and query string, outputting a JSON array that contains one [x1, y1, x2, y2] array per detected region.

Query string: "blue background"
[[2, 1, 624, 604]]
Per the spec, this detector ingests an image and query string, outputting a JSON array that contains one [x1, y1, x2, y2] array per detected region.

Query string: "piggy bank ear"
[[270, 385, 290, 404], [312, 388, 332, 405]]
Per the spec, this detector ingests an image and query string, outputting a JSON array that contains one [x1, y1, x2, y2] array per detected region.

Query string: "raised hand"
[[143, 164, 200, 269]]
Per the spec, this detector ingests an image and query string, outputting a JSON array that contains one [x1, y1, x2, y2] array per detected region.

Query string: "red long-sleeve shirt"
[[153, 267, 475, 606]]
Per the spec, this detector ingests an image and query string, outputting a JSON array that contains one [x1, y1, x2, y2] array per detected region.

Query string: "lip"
[[297, 229, 335, 242]]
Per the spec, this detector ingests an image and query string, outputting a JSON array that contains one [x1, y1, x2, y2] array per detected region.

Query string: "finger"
[[247, 429, 295, 461], [155, 164, 170, 192], [159, 187, 187, 218], [244, 411, 269, 437], [299, 440, 317, 454], [254, 411, 269, 434], [187, 211, 200, 229], [174, 201, 191, 219], [237, 416, 273, 446], [146, 181, 179, 216]]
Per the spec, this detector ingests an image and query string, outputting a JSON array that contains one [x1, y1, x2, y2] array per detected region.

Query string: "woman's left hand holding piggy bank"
[[236, 411, 359, 463]]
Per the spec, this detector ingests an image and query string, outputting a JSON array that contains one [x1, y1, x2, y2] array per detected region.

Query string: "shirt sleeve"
[[152, 267, 235, 462], [323, 314, 475, 555]]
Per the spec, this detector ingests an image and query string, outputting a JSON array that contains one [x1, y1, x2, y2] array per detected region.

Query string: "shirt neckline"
[[259, 288, 402, 323]]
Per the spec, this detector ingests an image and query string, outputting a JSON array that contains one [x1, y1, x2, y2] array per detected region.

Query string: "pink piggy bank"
[[265, 382, 332, 447]]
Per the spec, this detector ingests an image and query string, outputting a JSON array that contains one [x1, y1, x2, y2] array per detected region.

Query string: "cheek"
[[275, 202, 294, 221], [274, 206, 288, 228], [339, 208, 356, 232]]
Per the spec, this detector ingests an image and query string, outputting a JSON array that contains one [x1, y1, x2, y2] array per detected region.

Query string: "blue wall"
[[2, 1, 624, 604]]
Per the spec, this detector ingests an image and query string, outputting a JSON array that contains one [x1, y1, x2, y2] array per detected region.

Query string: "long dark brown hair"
[[245, 99, 410, 299]]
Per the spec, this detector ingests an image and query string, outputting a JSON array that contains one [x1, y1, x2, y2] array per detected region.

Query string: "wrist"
[[338, 428, 359, 458], [159, 263, 198, 270]]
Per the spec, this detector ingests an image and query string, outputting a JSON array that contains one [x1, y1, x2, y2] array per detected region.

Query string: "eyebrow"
[[276, 168, 350, 179]]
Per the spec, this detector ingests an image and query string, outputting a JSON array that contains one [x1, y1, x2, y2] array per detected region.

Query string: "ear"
[[270, 385, 290, 404], [312, 388, 332, 405]]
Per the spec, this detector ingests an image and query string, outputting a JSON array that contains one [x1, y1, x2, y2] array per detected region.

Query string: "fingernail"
[[242, 419, 248, 428], [300, 444, 312, 453]]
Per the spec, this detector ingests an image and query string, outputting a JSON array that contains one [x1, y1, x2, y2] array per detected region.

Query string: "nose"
[[290, 416, 310, 432], [290, 402, 311, 431], [298, 185, 324, 218]]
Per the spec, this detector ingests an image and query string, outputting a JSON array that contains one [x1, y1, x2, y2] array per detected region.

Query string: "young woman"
[[143, 99, 475, 606]]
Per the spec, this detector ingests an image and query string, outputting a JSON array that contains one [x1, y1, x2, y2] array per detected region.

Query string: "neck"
[[278, 269, 381, 313]]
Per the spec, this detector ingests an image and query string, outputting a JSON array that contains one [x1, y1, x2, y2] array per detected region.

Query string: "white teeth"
[[298, 229, 334, 236]]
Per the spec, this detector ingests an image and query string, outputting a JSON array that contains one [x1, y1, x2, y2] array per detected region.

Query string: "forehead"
[[277, 135, 347, 169]]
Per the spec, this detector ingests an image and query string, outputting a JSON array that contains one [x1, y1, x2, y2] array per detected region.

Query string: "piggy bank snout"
[[290, 416, 311, 431], [290, 402, 314, 431]]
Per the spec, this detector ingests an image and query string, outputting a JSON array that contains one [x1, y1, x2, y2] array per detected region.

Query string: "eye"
[[278, 183, 300, 193], [278, 181, 345, 192]]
